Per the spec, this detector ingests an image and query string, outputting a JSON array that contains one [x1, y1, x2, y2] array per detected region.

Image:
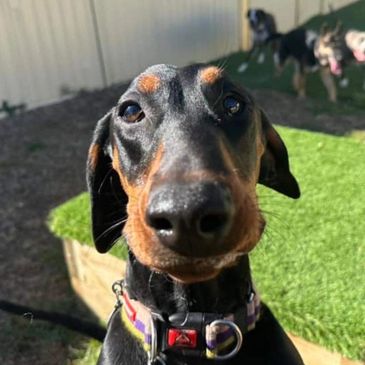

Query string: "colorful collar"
[[113, 280, 261, 364]]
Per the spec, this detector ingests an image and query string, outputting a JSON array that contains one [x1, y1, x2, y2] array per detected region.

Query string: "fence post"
[[89, 0, 108, 87], [239, 0, 250, 51], [294, 0, 300, 26]]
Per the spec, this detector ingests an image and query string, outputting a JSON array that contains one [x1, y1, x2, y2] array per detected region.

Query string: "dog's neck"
[[125, 252, 252, 315]]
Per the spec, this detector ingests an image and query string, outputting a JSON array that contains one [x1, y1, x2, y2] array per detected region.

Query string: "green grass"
[[48, 193, 128, 259], [304, 0, 365, 31], [252, 126, 365, 360], [49, 193, 92, 246], [70, 340, 101, 365], [212, 0, 365, 114], [48, 126, 365, 360]]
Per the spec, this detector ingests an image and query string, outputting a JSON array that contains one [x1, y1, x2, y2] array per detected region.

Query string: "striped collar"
[[113, 280, 261, 364]]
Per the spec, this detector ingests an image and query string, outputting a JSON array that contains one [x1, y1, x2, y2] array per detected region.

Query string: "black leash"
[[0, 299, 106, 341]]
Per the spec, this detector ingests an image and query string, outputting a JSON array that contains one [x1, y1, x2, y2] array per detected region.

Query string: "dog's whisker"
[[97, 168, 114, 194], [95, 220, 125, 242]]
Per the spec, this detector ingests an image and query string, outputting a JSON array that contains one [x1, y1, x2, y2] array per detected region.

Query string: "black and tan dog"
[[314, 23, 365, 91], [273, 27, 339, 102], [238, 8, 278, 73], [87, 64, 303, 364]]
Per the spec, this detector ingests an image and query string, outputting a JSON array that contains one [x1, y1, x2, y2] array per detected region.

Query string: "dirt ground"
[[0, 84, 364, 364]]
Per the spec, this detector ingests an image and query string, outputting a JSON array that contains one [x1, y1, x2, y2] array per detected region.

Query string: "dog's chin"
[[149, 251, 245, 284], [166, 266, 221, 284]]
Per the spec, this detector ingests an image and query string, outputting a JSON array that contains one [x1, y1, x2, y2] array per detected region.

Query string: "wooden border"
[[63, 239, 125, 320], [63, 239, 362, 365]]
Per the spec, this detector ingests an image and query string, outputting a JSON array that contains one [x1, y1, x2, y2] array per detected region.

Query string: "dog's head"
[[87, 64, 300, 283], [314, 22, 345, 75], [345, 30, 365, 62], [247, 9, 267, 30]]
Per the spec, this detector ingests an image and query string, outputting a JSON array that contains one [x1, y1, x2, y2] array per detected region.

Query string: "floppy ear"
[[86, 111, 128, 253], [258, 111, 300, 199]]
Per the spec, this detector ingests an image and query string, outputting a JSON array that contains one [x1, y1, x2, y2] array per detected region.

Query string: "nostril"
[[199, 213, 229, 236], [148, 216, 173, 231]]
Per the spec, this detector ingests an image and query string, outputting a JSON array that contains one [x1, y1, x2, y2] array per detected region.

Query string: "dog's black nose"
[[145, 182, 233, 257]]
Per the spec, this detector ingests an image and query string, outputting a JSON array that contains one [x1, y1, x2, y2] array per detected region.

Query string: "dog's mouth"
[[124, 173, 265, 284], [353, 49, 365, 62], [151, 251, 246, 283], [328, 57, 343, 75]]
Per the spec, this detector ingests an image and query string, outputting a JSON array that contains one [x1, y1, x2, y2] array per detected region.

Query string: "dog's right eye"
[[119, 104, 145, 123], [223, 96, 242, 116]]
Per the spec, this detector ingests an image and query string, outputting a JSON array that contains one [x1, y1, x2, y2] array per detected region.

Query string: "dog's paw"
[[339, 78, 349, 88], [257, 53, 265, 64], [237, 63, 248, 73]]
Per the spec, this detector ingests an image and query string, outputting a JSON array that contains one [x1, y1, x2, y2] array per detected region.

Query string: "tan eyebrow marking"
[[88, 143, 100, 171], [138, 74, 161, 94], [200, 66, 222, 85]]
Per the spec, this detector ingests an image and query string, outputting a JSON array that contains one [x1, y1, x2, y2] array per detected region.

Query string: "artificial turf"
[[48, 126, 365, 360]]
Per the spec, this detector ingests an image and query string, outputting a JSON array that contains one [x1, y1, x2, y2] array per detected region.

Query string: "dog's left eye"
[[119, 104, 145, 123], [223, 96, 241, 116]]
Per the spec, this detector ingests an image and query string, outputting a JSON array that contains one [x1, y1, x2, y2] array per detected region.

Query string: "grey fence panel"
[[92, 0, 241, 85], [0, 0, 358, 111], [0, 0, 104, 110]]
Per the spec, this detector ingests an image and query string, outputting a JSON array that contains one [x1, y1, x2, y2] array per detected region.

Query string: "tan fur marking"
[[88, 143, 100, 171], [293, 70, 306, 99], [123, 145, 165, 265], [320, 67, 337, 102], [218, 140, 263, 255], [200, 66, 222, 84], [256, 131, 265, 182], [112, 147, 138, 199], [138, 74, 161, 94]]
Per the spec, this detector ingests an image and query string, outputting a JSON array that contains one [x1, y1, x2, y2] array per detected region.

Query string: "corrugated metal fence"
[[0, 0, 241, 111], [0, 0, 357, 113]]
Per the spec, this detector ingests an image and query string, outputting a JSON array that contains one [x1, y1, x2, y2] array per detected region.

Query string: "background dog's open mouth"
[[353, 49, 365, 62], [329, 58, 343, 75]]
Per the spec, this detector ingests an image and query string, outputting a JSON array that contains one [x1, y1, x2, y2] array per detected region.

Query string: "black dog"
[[87, 63, 303, 364], [238, 8, 278, 73]]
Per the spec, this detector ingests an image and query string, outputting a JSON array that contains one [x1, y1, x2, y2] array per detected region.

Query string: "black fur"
[[275, 28, 318, 72]]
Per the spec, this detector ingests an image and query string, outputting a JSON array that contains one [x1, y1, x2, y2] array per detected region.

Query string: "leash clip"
[[112, 279, 124, 309]]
